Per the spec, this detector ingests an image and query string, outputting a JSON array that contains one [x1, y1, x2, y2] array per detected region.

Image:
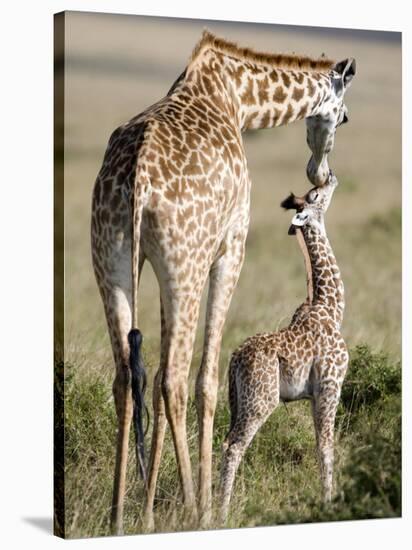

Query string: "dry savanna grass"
[[59, 12, 401, 539]]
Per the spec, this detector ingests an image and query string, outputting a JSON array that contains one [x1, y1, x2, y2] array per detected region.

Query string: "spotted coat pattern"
[[219, 177, 349, 522]]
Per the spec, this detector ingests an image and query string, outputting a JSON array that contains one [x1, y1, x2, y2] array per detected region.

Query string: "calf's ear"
[[280, 193, 305, 210]]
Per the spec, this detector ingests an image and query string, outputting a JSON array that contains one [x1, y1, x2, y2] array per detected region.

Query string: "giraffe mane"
[[189, 30, 335, 72]]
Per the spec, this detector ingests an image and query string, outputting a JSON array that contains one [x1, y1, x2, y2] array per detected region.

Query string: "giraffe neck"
[[185, 48, 333, 131], [295, 227, 314, 304], [302, 223, 344, 327]]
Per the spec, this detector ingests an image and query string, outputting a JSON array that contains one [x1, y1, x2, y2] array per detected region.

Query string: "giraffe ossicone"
[[90, 30, 355, 534], [219, 173, 348, 523]]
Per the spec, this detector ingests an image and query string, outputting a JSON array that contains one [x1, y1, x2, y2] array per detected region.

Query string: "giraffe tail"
[[128, 121, 150, 482], [128, 328, 148, 481]]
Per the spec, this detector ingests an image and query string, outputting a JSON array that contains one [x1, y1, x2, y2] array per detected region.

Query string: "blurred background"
[[59, 11, 401, 537]]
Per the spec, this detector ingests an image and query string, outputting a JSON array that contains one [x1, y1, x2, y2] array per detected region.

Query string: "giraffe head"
[[281, 172, 338, 235], [305, 58, 356, 187]]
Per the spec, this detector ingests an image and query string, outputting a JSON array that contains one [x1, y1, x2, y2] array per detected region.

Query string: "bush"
[[340, 344, 401, 414], [338, 410, 401, 519], [312, 402, 400, 522]]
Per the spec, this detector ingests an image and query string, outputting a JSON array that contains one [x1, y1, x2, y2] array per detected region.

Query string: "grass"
[[63, 345, 401, 537]]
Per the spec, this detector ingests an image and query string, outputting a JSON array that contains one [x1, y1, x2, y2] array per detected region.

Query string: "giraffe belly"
[[279, 368, 313, 402]]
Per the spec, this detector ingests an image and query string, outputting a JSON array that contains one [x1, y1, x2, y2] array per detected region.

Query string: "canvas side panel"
[[54, 10, 65, 540]]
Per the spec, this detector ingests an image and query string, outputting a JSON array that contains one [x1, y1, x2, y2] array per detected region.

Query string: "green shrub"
[[340, 344, 401, 414], [312, 402, 400, 522], [338, 412, 401, 518]]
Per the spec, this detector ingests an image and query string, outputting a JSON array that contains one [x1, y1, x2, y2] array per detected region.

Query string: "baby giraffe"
[[219, 173, 349, 523]]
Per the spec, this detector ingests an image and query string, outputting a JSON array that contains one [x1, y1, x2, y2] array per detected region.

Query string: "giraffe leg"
[[219, 406, 277, 523], [159, 285, 205, 526], [142, 369, 167, 531], [93, 245, 145, 535], [100, 286, 134, 536], [195, 229, 247, 527], [312, 380, 341, 503], [219, 418, 262, 524], [219, 355, 280, 524], [111, 365, 133, 535], [143, 301, 168, 531]]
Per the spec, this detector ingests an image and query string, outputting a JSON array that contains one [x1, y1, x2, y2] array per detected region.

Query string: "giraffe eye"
[[308, 190, 319, 203]]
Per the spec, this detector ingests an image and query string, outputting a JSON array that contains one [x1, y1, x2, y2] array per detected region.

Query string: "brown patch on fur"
[[186, 132, 201, 149], [273, 86, 287, 103], [307, 78, 317, 97], [245, 62, 262, 75], [292, 87, 304, 102], [281, 71, 291, 87], [202, 75, 215, 96], [190, 30, 335, 72], [230, 64, 246, 87], [273, 108, 282, 125], [261, 110, 271, 127], [257, 76, 269, 105], [183, 152, 202, 176], [146, 151, 156, 162], [296, 102, 309, 119], [295, 73, 305, 85], [241, 77, 256, 105], [148, 163, 160, 182], [269, 69, 279, 82], [243, 111, 259, 129], [281, 104, 294, 125], [159, 157, 172, 181]]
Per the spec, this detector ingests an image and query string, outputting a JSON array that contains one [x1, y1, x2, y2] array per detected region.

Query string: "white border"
[[0, 1, 409, 548]]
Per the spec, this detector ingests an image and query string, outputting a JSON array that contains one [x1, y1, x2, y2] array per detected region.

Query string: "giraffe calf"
[[219, 173, 349, 523]]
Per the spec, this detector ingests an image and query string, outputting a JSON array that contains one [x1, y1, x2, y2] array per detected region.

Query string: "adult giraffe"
[[90, 31, 356, 534]]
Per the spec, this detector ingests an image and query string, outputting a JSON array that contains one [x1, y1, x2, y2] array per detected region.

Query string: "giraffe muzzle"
[[306, 155, 330, 187]]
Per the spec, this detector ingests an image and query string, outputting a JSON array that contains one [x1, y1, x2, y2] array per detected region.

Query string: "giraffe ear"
[[333, 58, 356, 88], [281, 193, 305, 211], [288, 210, 309, 235], [291, 212, 310, 227]]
